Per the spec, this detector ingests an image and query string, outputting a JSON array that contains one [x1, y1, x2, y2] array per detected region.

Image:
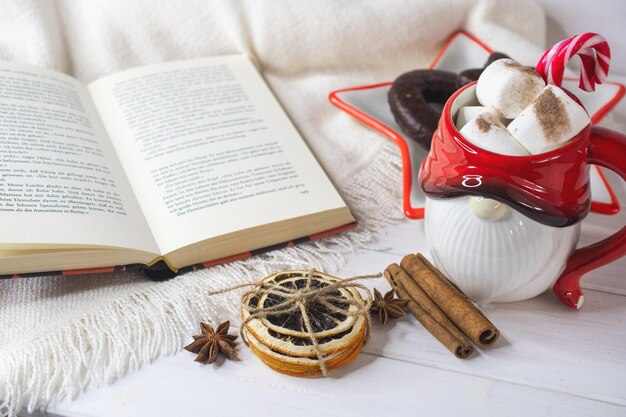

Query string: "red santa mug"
[[419, 82, 626, 309]]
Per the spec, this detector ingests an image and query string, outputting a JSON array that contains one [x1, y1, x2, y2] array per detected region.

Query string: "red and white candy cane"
[[536, 32, 611, 92]]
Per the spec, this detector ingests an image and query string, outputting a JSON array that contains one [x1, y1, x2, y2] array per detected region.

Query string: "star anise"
[[184, 321, 238, 364], [369, 288, 409, 325]]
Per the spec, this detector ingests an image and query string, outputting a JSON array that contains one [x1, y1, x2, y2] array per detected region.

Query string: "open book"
[[0, 55, 354, 279]]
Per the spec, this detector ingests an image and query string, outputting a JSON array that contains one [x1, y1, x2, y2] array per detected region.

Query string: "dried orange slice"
[[242, 272, 366, 358], [244, 326, 365, 377], [241, 270, 369, 376], [257, 274, 362, 338]]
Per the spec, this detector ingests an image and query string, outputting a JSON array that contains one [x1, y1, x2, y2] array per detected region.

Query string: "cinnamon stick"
[[400, 253, 500, 348], [384, 264, 473, 359], [385, 263, 472, 349]]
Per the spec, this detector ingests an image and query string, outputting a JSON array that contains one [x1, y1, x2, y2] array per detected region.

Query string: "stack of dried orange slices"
[[241, 270, 369, 377]]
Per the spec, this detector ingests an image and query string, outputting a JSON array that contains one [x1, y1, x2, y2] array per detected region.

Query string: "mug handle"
[[553, 126, 626, 309]]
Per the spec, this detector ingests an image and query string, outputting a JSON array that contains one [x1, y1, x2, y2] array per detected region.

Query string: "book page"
[[0, 62, 158, 253], [88, 56, 350, 255]]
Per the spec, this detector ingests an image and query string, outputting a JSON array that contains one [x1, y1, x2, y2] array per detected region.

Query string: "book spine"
[[1, 222, 357, 281], [0, 264, 144, 280]]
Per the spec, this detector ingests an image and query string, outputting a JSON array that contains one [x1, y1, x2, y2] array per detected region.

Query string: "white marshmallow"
[[507, 85, 590, 154], [460, 109, 530, 156], [455, 106, 497, 130], [476, 59, 545, 119]]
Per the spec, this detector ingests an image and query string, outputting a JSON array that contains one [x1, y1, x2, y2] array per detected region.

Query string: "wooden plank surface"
[[45, 187, 626, 417], [44, 344, 626, 417], [42, 76, 626, 417]]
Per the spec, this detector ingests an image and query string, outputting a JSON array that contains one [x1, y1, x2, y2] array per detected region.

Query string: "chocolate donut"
[[456, 68, 483, 89], [388, 69, 458, 150], [388, 52, 512, 150]]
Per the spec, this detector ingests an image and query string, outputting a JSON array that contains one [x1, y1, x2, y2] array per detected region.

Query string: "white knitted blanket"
[[0, 1, 546, 415]]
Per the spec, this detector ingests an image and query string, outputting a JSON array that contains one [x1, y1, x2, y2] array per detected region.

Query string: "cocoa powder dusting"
[[475, 115, 491, 133], [501, 60, 542, 106], [502, 60, 539, 77], [532, 87, 570, 142], [519, 76, 537, 107]]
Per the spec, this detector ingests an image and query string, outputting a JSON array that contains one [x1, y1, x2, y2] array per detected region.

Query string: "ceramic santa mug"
[[419, 82, 626, 308]]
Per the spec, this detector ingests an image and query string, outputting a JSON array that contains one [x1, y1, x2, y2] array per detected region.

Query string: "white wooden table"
[[40, 76, 626, 417], [39, 173, 626, 417]]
